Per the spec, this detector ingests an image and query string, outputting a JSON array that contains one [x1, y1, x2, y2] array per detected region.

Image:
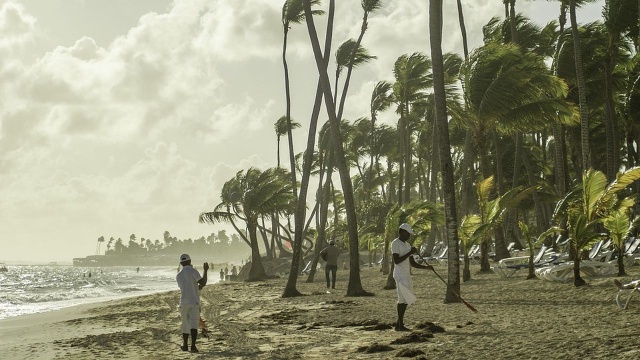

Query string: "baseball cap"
[[399, 223, 414, 235], [179, 254, 191, 262]]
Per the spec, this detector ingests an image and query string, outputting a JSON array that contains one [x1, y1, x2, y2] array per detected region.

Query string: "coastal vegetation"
[[194, 0, 640, 296]]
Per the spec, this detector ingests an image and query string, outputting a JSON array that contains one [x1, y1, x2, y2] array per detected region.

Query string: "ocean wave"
[[0, 265, 178, 319]]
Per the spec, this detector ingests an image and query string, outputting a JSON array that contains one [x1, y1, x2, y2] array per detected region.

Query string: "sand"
[[2, 262, 640, 359]]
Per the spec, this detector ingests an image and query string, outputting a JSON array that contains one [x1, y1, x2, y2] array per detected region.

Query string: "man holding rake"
[[392, 223, 433, 331]]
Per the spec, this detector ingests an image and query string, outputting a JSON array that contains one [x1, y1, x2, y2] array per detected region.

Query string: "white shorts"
[[180, 304, 200, 333], [394, 277, 417, 305]]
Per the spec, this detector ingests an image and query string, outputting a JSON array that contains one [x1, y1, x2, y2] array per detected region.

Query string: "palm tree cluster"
[[99, 230, 248, 263], [200, 0, 640, 293]]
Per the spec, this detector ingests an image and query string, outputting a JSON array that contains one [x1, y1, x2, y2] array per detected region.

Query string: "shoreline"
[[1, 264, 640, 359]]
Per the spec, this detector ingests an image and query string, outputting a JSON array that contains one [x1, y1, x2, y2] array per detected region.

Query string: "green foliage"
[[553, 167, 640, 256]]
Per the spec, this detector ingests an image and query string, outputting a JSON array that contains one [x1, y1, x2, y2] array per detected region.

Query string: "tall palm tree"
[[95, 236, 105, 256], [200, 167, 295, 281], [459, 40, 576, 263], [569, 0, 591, 172], [281, 0, 323, 198], [392, 52, 432, 205], [602, 0, 637, 179], [303, 0, 371, 296], [369, 81, 393, 193], [429, 0, 462, 304]]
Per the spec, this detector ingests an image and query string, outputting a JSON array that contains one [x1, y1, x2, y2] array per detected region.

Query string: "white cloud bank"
[[0, 0, 604, 262]]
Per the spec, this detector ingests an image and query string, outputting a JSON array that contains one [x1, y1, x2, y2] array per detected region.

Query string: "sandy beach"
[[2, 262, 640, 360]]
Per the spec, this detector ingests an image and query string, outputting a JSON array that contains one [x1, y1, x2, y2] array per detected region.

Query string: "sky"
[[0, 0, 605, 264]]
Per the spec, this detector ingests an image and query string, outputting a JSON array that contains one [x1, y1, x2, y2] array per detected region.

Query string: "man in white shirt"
[[392, 223, 433, 331], [176, 254, 208, 353]]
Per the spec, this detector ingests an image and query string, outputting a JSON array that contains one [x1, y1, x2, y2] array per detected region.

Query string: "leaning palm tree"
[[303, 0, 371, 296], [199, 167, 295, 281]]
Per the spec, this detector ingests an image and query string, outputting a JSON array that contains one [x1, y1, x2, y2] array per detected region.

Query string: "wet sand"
[[1, 262, 639, 359]]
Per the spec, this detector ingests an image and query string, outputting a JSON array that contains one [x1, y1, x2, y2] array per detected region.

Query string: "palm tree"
[[468, 176, 535, 272], [554, 167, 640, 286], [281, 0, 323, 198], [602, 208, 639, 276], [392, 52, 432, 206], [334, 40, 375, 105], [199, 167, 295, 281], [95, 236, 105, 256], [602, 0, 637, 179], [369, 81, 393, 194], [518, 221, 562, 279], [569, 0, 591, 171], [303, 0, 371, 296], [274, 116, 302, 168], [458, 41, 575, 263], [458, 214, 481, 282], [430, 0, 463, 303]]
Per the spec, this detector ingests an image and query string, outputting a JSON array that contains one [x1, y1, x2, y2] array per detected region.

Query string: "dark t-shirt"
[[321, 245, 340, 266]]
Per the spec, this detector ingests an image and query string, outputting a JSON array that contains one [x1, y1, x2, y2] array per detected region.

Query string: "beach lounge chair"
[[614, 279, 640, 310], [536, 241, 616, 282], [421, 246, 448, 265], [493, 245, 557, 278]]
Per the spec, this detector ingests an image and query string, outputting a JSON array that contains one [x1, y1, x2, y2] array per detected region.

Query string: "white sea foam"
[[0, 265, 215, 319]]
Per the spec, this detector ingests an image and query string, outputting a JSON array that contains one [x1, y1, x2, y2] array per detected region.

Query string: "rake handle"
[[426, 262, 478, 313]]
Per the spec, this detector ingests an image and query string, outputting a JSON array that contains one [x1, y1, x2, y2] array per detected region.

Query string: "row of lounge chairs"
[[491, 237, 640, 281]]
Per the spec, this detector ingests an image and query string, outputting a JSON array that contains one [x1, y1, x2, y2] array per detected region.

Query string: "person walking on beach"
[[392, 223, 433, 331], [320, 240, 340, 292], [176, 254, 208, 353]]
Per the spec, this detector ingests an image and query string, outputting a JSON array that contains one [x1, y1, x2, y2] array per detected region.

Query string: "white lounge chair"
[[493, 245, 557, 278], [614, 279, 640, 310]]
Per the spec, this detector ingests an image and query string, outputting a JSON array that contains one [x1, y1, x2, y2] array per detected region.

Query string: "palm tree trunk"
[[570, 0, 591, 171], [247, 220, 268, 281], [604, 37, 619, 180], [430, 0, 461, 303], [304, 0, 371, 296], [282, 28, 299, 199]]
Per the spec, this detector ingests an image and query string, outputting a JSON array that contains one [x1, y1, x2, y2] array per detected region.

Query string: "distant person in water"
[[320, 240, 340, 291], [224, 266, 229, 278], [219, 269, 224, 280], [231, 265, 237, 277], [176, 254, 208, 353]]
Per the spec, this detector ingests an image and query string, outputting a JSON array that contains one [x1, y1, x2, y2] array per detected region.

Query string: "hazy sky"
[[0, 0, 604, 263]]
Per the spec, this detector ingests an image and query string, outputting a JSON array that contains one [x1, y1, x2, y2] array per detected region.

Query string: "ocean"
[[0, 265, 215, 320]]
